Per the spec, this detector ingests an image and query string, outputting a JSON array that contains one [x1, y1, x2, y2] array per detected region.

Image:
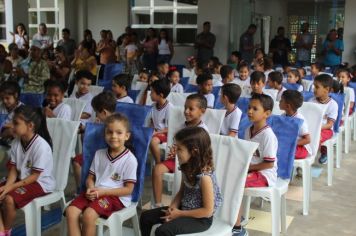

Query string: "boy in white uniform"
[[169, 70, 184, 93], [220, 83, 242, 137], [112, 74, 134, 104], [233, 94, 278, 236], [196, 72, 215, 108], [267, 71, 286, 102], [309, 74, 338, 164], [44, 80, 72, 120]]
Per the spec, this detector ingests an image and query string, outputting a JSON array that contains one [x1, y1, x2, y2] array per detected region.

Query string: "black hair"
[[15, 23, 27, 35], [196, 72, 213, 85], [157, 60, 169, 66], [167, 69, 179, 79], [186, 93, 207, 110], [150, 79, 171, 98], [220, 65, 233, 79], [84, 29, 92, 37], [8, 43, 18, 51], [158, 28, 171, 43], [221, 83, 241, 104], [238, 62, 250, 71], [45, 79, 66, 93], [39, 23, 47, 28], [311, 62, 325, 72], [288, 69, 302, 84], [203, 21, 211, 26], [13, 105, 52, 149], [91, 91, 117, 113], [277, 26, 285, 32], [0, 81, 21, 99], [264, 57, 274, 71], [250, 71, 266, 84], [298, 67, 306, 77], [231, 51, 241, 59], [112, 73, 131, 91], [81, 41, 92, 52], [314, 74, 333, 89], [268, 71, 283, 84], [75, 70, 95, 82], [281, 90, 303, 111], [250, 93, 274, 112], [62, 28, 70, 34], [332, 79, 344, 94], [54, 45, 66, 54], [248, 24, 257, 30]]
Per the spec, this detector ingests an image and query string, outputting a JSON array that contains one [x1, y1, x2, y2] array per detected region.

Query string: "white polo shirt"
[[89, 148, 138, 207], [182, 120, 209, 132], [244, 125, 278, 186], [220, 106, 242, 137], [150, 101, 172, 131], [117, 96, 134, 104], [53, 102, 72, 120], [309, 97, 338, 128], [0, 102, 23, 125], [171, 83, 184, 93], [9, 135, 55, 193]]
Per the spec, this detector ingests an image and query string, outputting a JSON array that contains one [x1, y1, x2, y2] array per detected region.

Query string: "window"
[[28, 0, 60, 41], [0, 0, 5, 41], [130, 0, 198, 45]]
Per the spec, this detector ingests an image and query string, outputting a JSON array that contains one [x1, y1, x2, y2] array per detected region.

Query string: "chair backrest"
[[127, 89, 140, 104], [101, 63, 124, 81], [299, 102, 325, 157], [179, 77, 190, 90], [63, 98, 86, 121], [272, 101, 283, 115], [20, 93, 44, 108], [348, 82, 356, 112], [72, 84, 104, 97], [302, 79, 313, 91], [131, 81, 148, 104], [182, 68, 192, 78], [184, 84, 198, 93], [81, 122, 153, 202], [167, 92, 191, 107], [0, 113, 8, 129], [262, 88, 278, 101], [172, 134, 258, 226], [145, 91, 153, 106], [343, 87, 352, 120], [202, 108, 226, 134], [302, 91, 314, 101], [47, 118, 80, 191], [283, 83, 302, 91], [116, 102, 152, 127], [237, 97, 250, 113], [329, 92, 345, 133], [304, 75, 313, 81]]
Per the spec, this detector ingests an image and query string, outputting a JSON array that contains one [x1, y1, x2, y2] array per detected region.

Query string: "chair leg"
[[327, 142, 334, 186], [242, 196, 252, 223], [280, 194, 287, 234], [336, 134, 342, 168], [23, 204, 38, 236], [353, 115, 356, 141], [302, 162, 311, 216], [132, 214, 142, 236], [270, 190, 280, 236], [345, 120, 350, 154]]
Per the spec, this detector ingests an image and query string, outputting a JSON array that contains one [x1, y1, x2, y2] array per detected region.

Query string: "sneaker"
[[232, 226, 248, 236], [318, 154, 328, 164]]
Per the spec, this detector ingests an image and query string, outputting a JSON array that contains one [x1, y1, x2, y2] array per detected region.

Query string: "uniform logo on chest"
[[111, 173, 121, 181], [26, 160, 32, 169]]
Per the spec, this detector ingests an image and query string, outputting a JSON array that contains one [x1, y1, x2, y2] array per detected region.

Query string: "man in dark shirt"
[[57, 28, 76, 61], [195, 21, 216, 65], [269, 26, 291, 67], [239, 24, 257, 64]]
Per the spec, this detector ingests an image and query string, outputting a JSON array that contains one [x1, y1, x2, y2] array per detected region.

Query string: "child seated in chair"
[[250, 71, 266, 96], [280, 90, 311, 159], [157, 60, 169, 80], [112, 73, 134, 104], [72, 91, 117, 194], [196, 72, 214, 108], [152, 94, 209, 208], [220, 83, 242, 137], [169, 69, 183, 93], [43, 80, 72, 120], [233, 94, 278, 236], [66, 113, 137, 236], [309, 74, 338, 164], [221, 65, 236, 85], [311, 62, 325, 79], [337, 68, 354, 115], [267, 71, 286, 101], [149, 79, 172, 164]]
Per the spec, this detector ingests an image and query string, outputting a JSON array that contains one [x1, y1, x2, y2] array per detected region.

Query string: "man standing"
[[195, 21, 216, 65], [57, 28, 77, 60], [269, 26, 291, 67], [32, 23, 53, 50], [239, 24, 257, 64], [295, 22, 313, 66]]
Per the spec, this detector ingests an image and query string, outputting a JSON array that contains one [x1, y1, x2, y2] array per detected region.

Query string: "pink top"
[[143, 38, 158, 54]]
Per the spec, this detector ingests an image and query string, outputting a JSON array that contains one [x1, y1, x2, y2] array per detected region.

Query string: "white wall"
[[343, 0, 356, 65]]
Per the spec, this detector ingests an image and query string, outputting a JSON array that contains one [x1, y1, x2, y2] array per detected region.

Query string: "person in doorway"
[[295, 22, 313, 67], [239, 24, 257, 64], [269, 26, 291, 67], [195, 22, 216, 66]]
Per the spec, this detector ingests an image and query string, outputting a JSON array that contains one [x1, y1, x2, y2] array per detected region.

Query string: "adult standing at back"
[[239, 24, 257, 64], [269, 26, 291, 67], [295, 22, 313, 66], [157, 29, 174, 64], [322, 29, 343, 72], [142, 28, 158, 71], [195, 21, 216, 66], [57, 28, 77, 61], [32, 23, 53, 50], [10, 23, 29, 58]]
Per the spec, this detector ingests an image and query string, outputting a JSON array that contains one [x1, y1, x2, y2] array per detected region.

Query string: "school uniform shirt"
[[9, 135, 55, 193], [244, 125, 278, 186], [171, 83, 184, 93], [235, 77, 252, 97], [276, 87, 287, 102], [0, 102, 23, 125], [150, 101, 172, 131], [283, 112, 312, 155], [117, 96, 134, 104], [52, 102, 72, 120], [182, 120, 209, 132], [347, 86, 355, 104], [70, 92, 94, 124], [309, 97, 338, 129], [220, 106, 242, 137], [212, 74, 223, 87], [89, 148, 137, 207], [205, 93, 215, 108]]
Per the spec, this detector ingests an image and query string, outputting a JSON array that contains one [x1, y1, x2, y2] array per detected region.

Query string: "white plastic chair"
[[145, 91, 153, 106], [72, 84, 104, 97], [132, 81, 148, 104], [150, 135, 258, 236], [295, 102, 325, 215], [272, 101, 283, 115], [340, 87, 352, 154], [182, 68, 192, 78], [166, 92, 192, 107], [63, 98, 87, 121], [302, 79, 313, 92], [22, 118, 80, 236], [262, 88, 278, 101]]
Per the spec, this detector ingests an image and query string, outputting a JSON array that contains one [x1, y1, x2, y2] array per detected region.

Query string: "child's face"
[[159, 64, 169, 75], [199, 80, 213, 94], [247, 99, 270, 123], [112, 82, 125, 97], [12, 116, 32, 138], [337, 72, 350, 86], [176, 141, 191, 165], [313, 81, 329, 99], [311, 65, 319, 76], [226, 71, 234, 82], [230, 55, 239, 63], [267, 80, 278, 90], [95, 109, 111, 123], [46, 87, 64, 109], [279, 97, 288, 111], [150, 88, 162, 102], [251, 80, 265, 94], [239, 67, 249, 81], [254, 63, 264, 72], [170, 71, 180, 84], [148, 75, 159, 85], [287, 72, 299, 84], [139, 72, 148, 82], [1, 94, 17, 110], [105, 120, 130, 150], [77, 78, 91, 95], [297, 68, 306, 78], [184, 99, 205, 124]]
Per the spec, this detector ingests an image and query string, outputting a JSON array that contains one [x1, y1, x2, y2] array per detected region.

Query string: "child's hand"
[[43, 106, 54, 117], [167, 144, 177, 159], [160, 207, 181, 222], [85, 188, 99, 201], [0, 185, 11, 201]]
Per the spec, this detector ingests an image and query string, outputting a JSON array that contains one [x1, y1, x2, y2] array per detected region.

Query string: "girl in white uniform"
[[43, 80, 72, 120]]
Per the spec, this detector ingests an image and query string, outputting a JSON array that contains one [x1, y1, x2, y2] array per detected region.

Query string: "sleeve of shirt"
[[9, 142, 17, 166], [123, 155, 138, 183], [32, 143, 52, 172], [177, 84, 184, 93], [57, 104, 72, 120], [299, 119, 310, 136], [327, 100, 338, 122], [261, 131, 278, 162], [230, 109, 242, 133]]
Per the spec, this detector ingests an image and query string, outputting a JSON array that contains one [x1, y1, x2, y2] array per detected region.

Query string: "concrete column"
[[343, 0, 356, 65]]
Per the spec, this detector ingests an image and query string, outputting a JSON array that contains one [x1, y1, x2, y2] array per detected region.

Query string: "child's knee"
[[82, 207, 98, 223], [154, 164, 168, 176], [65, 206, 81, 219], [4, 195, 14, 207], [151, 137, 160, 146]]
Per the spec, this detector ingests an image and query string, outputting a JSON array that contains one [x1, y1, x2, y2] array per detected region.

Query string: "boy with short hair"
[[157, 60, 169, 79], [152, 93, 209, 208], [309, 74, 338, 164], [233, 94, 278, 236], [112, 73, 134, 103], [250, 71, 266, 95], [280, 90, 311, 159], [149, 79, 172, 164], [220, 65, 236, 84], [196, 72, 214, 108], [220, 83, 242, 137], [311, 62, 325, 79], [267, 71, 286, 101]]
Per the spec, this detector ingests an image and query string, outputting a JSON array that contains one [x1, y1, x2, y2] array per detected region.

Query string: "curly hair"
[[174, 127, 214, 186]]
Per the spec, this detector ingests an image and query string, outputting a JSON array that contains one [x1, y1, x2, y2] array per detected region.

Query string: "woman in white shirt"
[[157, 29, 174, 64], [10, 23, 29, 58]]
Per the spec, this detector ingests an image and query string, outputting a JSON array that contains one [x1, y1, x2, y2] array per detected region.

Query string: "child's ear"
[[125, 131, 131, 141], [265, 110, 272, 117], [201, 108, 206, 114]]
